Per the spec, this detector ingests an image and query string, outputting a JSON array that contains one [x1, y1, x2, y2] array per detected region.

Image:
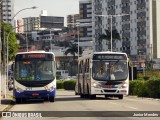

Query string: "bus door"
[[79, 60, 85, 96]]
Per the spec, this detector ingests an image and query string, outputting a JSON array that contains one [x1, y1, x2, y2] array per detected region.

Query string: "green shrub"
[[129, 79, 160, 98], [137, 70, 160, 80], [146, 79, 160, 98], [56, 80, 64, 89], [56, 75, 61, 80], [129, 80, 148, 97], [63, 80, 76, 90], [129, 81, 136, 95]]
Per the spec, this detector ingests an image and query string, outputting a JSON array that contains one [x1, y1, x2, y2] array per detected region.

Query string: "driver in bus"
[[20, 66, 28, 78], [96, 68, 104, 78]]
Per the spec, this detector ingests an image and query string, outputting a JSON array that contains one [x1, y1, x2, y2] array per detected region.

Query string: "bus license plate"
[[32, 93, 39, 96], [106, 85, 112, 88]]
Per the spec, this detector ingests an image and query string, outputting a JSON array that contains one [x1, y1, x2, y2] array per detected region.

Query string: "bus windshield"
[[92, 60, 128, 81], [15, 59, 55, 81]]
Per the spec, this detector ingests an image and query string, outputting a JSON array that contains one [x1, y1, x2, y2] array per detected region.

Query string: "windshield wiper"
[[113, 60, 120, 66]]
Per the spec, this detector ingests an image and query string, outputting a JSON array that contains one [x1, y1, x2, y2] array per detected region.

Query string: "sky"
[[14, 0, 79, 26]]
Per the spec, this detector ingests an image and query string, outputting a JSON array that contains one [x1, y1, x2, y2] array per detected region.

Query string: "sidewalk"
[[0, 91, 14, 112]]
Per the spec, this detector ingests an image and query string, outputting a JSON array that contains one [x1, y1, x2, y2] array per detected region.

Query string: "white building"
[[23, 17, 40, 32], [92, 0, 160, 60], [40, 10, 47, 16]]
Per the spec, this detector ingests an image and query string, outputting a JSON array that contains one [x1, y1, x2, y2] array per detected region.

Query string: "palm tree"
[[64, 43, 83, 60], [98, 29, 121, 51], [64, 43, 83, 76]]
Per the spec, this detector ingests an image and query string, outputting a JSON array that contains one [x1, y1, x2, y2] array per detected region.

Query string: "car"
[[71, 76, 77, 80]]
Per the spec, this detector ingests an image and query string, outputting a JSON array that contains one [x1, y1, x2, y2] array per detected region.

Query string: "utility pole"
[[0, 0, 2, 104], [95, 14, 129, 51]]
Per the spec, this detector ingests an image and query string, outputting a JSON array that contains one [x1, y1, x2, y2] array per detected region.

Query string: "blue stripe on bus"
[[14, 89, 56, 98]]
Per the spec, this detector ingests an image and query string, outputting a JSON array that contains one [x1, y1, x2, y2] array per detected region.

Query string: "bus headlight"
[[121, 84, 128, 88], [92, 83, 101, 88], [16, 87, 24, 93], [47, 86, 55, 92]]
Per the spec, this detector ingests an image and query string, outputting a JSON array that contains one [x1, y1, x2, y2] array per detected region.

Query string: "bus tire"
[[85, 85, 89, 98], [16, 98, 21, 104], [49, 96, 55, 102], [118, 95, 123, 99]]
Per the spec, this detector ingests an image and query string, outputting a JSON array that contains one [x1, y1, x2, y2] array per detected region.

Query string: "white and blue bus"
[[75, 51, 129, 99], [13, 51, 56, 103]]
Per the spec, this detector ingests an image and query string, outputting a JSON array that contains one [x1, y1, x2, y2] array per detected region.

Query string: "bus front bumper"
[[91, 88, 128, 95], [14, 89, 56, 99]]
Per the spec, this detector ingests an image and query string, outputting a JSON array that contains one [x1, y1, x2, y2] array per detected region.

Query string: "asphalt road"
[[1, 90, 160, 120]]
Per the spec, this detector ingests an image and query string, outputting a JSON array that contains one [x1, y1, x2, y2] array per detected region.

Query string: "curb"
[[0, 100, 14, 118], [0, 100, 14, 111]]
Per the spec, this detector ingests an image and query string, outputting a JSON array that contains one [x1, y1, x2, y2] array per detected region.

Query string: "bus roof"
[[93, 51, 127, 55], [16, 51, 55, 56], [78, 51, 128, 61]]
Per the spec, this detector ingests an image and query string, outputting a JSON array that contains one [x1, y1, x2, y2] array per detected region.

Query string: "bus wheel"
[[16, 98, 21, 104], [49, 96, 55, 102], [118, 95, 123, 99]]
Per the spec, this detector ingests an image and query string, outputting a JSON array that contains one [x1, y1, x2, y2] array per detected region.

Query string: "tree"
[[64, 43, 83, 60], [98, 29, 121, 51], [64, 43, 83, 76], [1, 22, 18, 61]]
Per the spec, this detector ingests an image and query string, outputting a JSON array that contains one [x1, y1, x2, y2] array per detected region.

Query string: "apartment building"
[[79, 0, 93, 49], [67, 14, 80, 29], [2, 0, 14, 24], [17, 19, 23, 33], [40, 16, 64, 29], [23, 17, 40, 32], [92, 0, 160, 60]]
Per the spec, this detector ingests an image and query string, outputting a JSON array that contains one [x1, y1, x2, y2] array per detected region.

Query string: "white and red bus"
[[75, 51, 129, 99]]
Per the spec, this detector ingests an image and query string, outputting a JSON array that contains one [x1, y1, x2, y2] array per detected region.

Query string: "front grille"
[[16, 80, 52, 87], [104, 90, 116, 93]]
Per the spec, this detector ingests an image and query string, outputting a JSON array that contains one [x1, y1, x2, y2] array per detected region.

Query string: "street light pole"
[[5, 6, 37, 99], [50, 29, 52, 52], [26, 32, 28, 52], [11, 6, 37, 22], [95, 14, 129, 52], [110, 16, 112, 52], [77, 26, 80, 60]]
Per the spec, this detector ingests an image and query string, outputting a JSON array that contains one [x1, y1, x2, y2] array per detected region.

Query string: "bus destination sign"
[[93, 54, 127, 60], [16, 53, 54, 61], [23, 54, 45, 59]]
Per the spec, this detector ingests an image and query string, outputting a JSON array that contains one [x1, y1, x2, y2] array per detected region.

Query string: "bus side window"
[[79, 61, 83, 73], [11, 63, 14, 71], [85, 59, 89, 73]]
